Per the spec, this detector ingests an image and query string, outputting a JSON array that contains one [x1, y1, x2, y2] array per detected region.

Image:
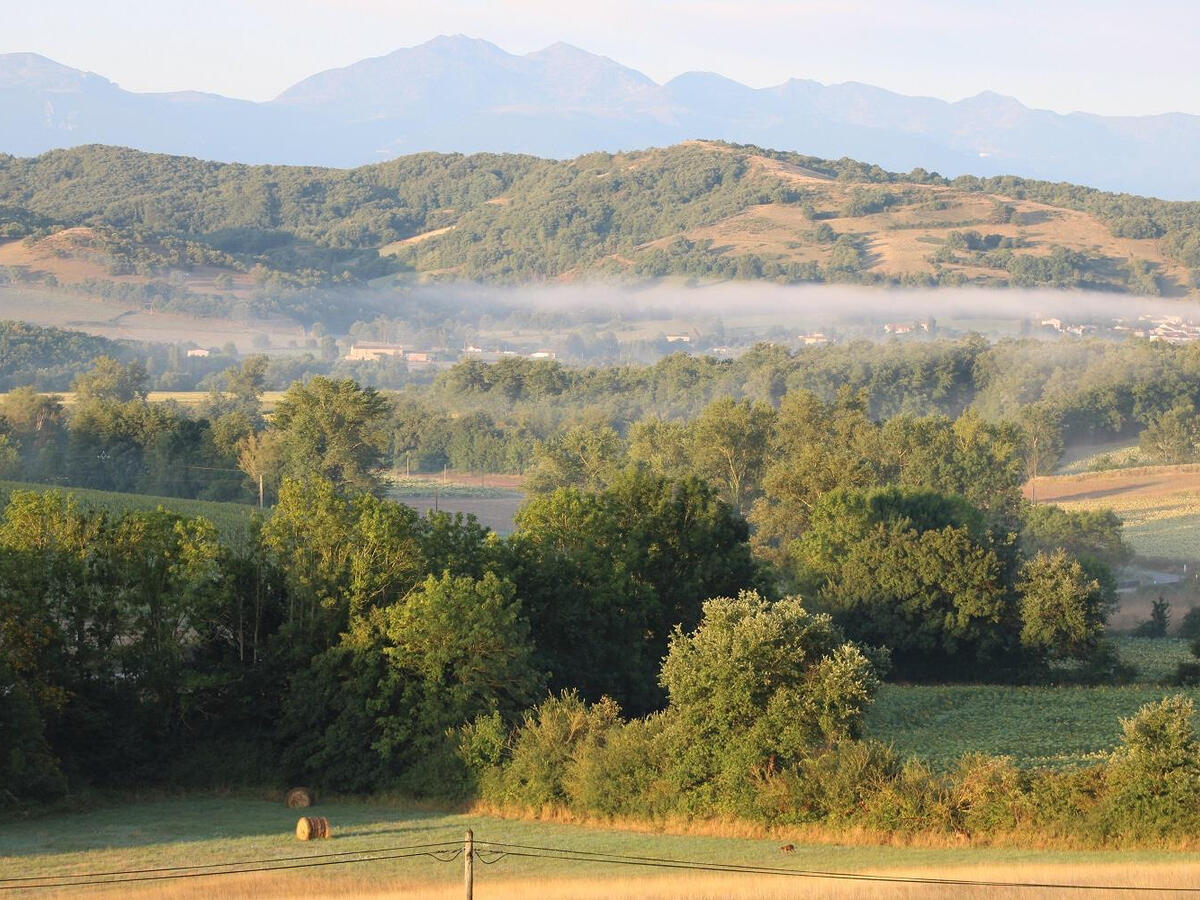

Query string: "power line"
[[472, 841, 1200, 894], [1, 843, 463, 892], [7, 833, 1200, 894], [0, 839, 460, 883]]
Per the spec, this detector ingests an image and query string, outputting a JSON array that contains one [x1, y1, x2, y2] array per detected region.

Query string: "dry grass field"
[[57, 864, 1200, 899], [1026, 464, 1200, 562], [624, 146, 1197, 294], [0, 227, 259, 297], [5, 797, 1199, 899]]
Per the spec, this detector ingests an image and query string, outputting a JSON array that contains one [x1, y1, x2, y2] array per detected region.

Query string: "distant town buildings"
[[665, 333, 693, 343], [461, 346, 560, 362], [345, 341, 406, 361], [798, 332, 830, 345], [883, 320, 931, 336], [186, 348, 210, 358]]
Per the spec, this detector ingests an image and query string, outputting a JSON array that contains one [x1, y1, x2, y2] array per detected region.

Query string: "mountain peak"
[[957, 90, 1026, 111], [525, 41, 656, 94], [0, 52, 108, 90], [415, 34, 507, 55]]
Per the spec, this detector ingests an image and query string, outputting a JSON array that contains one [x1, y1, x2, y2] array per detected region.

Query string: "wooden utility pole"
[[258, 473, 265, 509], [464, 829, 474, 900]]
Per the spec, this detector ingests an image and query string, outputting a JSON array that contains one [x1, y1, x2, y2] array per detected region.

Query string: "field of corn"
[[1028, 463, 1200, 562]]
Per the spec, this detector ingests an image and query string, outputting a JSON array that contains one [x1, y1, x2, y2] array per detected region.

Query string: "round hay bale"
[[295, 816, 331, 841], [285, 787, 314, 808]]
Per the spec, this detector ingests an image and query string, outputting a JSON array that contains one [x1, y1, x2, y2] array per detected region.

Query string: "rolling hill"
[[3, 36, 1200, 199], [0, 142, 1198, 308]]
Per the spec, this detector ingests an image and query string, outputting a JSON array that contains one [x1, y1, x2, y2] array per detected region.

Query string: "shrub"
[[952, 754, 1029, 835], [565, 714, 667, 818], [490, 691, 622, 809], [1101, 695, 1200, 836]]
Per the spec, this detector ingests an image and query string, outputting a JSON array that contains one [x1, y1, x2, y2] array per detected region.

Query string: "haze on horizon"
[[4, 0, 1199, 118]]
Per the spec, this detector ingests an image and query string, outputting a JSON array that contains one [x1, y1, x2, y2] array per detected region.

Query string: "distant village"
[[208, 312, 1200, 371], [343, 340, 558, 368]]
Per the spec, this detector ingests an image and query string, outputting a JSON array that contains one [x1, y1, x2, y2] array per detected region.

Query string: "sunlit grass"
[[4, 797, 1199, 899], [865, 684, 1200, 769]]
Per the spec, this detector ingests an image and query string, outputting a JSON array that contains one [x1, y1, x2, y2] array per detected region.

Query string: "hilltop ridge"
[[0, 141, 1197, 311]]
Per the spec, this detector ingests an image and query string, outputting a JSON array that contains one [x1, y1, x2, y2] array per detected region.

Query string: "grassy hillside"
[[0, 479, 257, 543], [0, 142, 1197, 302]]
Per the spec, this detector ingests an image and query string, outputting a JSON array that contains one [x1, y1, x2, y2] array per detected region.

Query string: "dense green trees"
[[281, 571, 542, 794], [508, 471, 755, 712], [271, 377, 392, 494]]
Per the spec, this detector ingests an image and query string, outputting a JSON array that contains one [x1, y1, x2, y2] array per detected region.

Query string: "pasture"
[[3, 797, 1198, 899], [0, 283, 305, 352]]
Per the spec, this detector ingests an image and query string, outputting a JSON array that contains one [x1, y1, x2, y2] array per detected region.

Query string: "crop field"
[[1027, 464, 1200, 561], [1111, 636, 1196, 681], [4, 797, 1198, 899], [0, 390, 289, 410], [0, 480, 258, 545], [387, 474, 525, 534], [865, 683, 1200, 769]]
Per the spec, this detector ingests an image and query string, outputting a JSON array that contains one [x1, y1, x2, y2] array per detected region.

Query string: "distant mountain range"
[[2, 35, 1198, 199]]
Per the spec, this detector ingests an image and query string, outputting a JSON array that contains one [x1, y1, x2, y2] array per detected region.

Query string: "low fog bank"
[[402, 282, 1200, 330]]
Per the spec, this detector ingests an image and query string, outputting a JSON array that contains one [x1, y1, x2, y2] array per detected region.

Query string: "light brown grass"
[[465, 800, 1200, 853], [62, 862, 1200, 899]]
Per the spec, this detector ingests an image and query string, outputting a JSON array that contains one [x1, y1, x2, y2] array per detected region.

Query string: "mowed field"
[[4, 797, 1199, 899], [1027, 463, 1200, 562]]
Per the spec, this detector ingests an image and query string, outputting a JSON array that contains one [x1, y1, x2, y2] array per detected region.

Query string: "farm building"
[[346, 342, 405, 361]]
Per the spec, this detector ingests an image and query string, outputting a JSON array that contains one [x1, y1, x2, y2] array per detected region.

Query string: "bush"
[[488, 691, 622, 809], [565, 714, 666, 818], [1101, 695, 1200, 836], [952, 754, 1029, 835], [1178, 606, 1200, 640]]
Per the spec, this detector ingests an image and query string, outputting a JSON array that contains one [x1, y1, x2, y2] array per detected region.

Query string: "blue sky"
[[4, 0, 1197, 116]]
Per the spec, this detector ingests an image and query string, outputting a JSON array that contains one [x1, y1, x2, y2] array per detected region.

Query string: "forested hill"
[[1, 141, 1199, 296]]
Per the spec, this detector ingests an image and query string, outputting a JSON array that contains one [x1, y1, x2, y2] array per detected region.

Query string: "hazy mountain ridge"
[[1, 36, 1198, 198]]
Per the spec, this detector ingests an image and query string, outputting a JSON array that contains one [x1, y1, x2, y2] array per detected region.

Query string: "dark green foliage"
[[1134, 599, 1172, 639], [508, 470, 755, 713], [280, 571, 542, 795], [0, 321, 128, 390], [0, 658, 66, 806], [271, 377, 392, 494], [796, 486, 1019, 680], [1179, 606, 1200, 640]]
